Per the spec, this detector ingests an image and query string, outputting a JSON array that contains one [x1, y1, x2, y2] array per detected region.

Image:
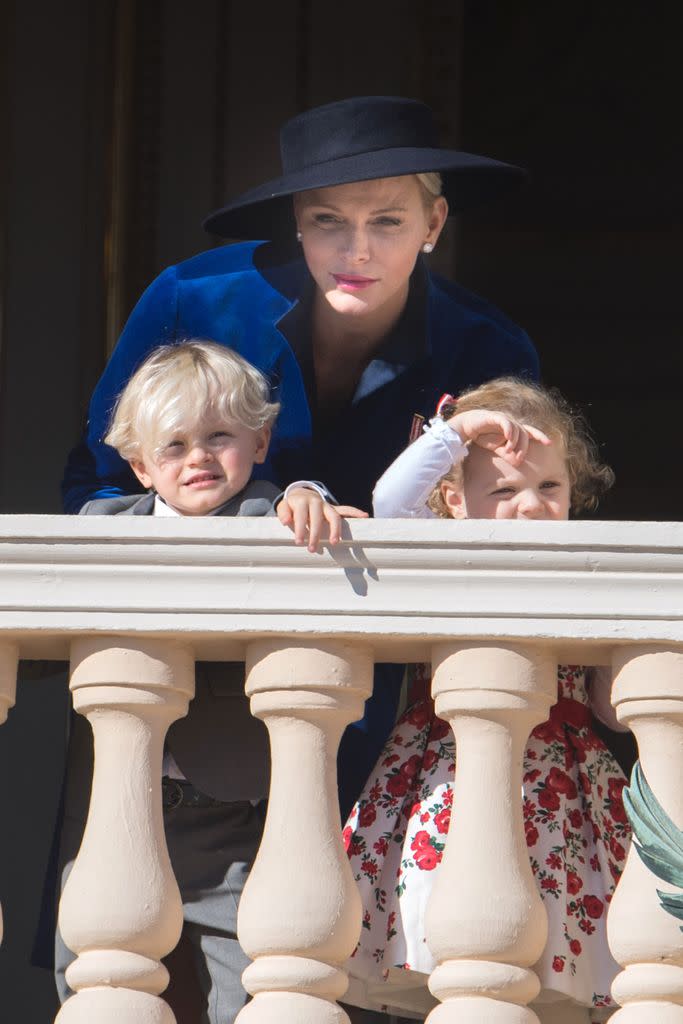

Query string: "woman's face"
[[294, 176, 447, 323]]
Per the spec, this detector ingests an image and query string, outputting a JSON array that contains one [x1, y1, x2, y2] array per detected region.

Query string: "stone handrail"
[[1, 515, 682, 1023]]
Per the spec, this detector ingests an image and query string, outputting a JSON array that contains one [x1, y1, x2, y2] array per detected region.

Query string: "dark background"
[[0, 1, 680, 1016]]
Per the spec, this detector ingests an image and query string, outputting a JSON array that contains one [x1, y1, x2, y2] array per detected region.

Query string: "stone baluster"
[[0, 641, 18, 944], [608, 645, 683, 1023], [236, 640, 374, 1024], [56, 638, 194, 1024], [424, 642, 557, 1024]]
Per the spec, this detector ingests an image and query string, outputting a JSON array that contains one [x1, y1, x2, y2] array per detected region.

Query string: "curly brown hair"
[[427, 378, 614, 517]]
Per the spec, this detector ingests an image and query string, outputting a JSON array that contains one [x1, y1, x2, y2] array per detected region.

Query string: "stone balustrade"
[[1, 515, 682, 1023]]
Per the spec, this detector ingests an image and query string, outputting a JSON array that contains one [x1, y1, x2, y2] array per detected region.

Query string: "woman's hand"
[[277, 488, 368, 552], [446, 409, 552, 465]]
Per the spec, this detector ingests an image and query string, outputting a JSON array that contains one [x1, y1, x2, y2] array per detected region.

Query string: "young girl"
[[343, 378, 631, 1024]]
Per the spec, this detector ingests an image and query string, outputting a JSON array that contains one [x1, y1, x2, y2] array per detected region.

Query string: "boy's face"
[[441, 438, 571, 521], [130, 416, 271, 516]]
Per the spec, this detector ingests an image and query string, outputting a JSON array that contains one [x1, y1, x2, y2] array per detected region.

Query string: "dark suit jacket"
[[80, 479, 279, 801]]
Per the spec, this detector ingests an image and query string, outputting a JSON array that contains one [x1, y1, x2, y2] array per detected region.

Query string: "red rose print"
[[410, 830, 432, 851], [569, 736, 588, 764], [382, 754, 400, 767], [567, 871, 583, 895], [569, 938, 582, 956], [568, 809, 583, 829], [531, 719, 564, 745], [405, 700, 432, 729], [552, 956, 565, 973], [443, 787, 453, 806], [420, 812, 430, 824], [413, 845, 441, 871], [607, 777, 628, 824], [524, 769, 542, 783], [361, 858, 378, 878], [538, 786, 561, 812], [429, 716, 451, 742], [400, 754, 422, 782], [546, 852, 562, 870], [583, 894, 604, 919], [434, 807, 451, 835], [609, 837, 625, 861], [373, 837, 388, 857], [547, 766, 578, 799], [342, 825, 353, 852], [541, 877, 559, 893], [386, 773, 408, 797], [358, 803, 377, 828], [525, 826, 539, 847], [422, 749, 438, 772], [578, 772, 591, 795], [611, 803, 629, 827]]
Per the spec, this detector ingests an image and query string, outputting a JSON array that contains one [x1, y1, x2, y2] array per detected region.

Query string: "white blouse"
[[372, 416, 468, 518]]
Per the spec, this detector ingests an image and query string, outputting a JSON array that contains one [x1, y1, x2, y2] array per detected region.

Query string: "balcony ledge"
[[1, 515, 681, 662]]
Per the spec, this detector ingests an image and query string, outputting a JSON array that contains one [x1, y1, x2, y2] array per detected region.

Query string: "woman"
[[63, 95, 537, 517], [58, 96, 539, 1023]]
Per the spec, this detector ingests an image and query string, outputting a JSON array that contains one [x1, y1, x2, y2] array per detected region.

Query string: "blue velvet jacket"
[[63, 240, 538, 515], [62, 240, 539, 814]]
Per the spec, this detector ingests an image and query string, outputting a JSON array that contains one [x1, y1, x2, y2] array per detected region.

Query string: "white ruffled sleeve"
[[372, 418, 468, 519]]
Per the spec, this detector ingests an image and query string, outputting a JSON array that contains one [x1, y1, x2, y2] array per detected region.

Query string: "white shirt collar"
[[153, 495, 181, 517]]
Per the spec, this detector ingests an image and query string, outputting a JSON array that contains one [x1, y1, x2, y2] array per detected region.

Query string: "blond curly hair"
[[427, 378, 614, 517], [105, 339, 280, 461]]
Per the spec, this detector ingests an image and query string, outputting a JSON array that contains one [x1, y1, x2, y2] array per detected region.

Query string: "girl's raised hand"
[[446, 408, 552, 465]]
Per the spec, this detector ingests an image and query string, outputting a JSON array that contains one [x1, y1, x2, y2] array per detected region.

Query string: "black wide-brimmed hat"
[[204, 96, 525, 239]]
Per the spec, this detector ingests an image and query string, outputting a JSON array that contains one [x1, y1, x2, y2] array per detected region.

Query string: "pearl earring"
[[422, 242, 434, 254], [296, 230, 303, 242]]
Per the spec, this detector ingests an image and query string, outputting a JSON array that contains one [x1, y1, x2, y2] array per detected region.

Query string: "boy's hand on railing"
[[446, 409, 551, 465], [278, 488, 368, 552]]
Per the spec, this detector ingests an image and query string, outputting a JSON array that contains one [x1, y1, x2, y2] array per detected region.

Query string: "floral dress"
[[343, 664, 631, 1021]]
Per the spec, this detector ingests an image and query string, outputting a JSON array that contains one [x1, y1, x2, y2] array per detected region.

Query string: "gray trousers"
[[55, 716, 265, 1024]]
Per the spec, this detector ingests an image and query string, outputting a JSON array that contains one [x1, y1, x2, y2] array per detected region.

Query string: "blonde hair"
[[416, 172, 443, 198], [427, 377, 614, 517], [105, 340, 280, 461]]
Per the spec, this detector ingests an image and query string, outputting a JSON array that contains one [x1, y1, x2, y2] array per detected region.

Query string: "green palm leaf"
[[624, 760, 683, 928]]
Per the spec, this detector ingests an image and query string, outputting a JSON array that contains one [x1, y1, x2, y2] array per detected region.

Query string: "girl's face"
[[294, 176, 447, 323], [130, 416, 270, 516], [442, 438, 571, 521]]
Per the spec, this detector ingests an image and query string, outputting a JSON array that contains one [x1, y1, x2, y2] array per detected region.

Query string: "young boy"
[[83, 337, 351, 545], [56, 339, 361, 1022]]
